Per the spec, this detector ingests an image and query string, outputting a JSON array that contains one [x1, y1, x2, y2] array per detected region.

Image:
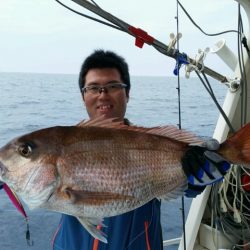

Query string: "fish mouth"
[[0, 161, 7, 180]]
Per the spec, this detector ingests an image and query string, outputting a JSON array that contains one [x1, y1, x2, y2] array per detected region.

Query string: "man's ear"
[[82, 93, 85, 102]]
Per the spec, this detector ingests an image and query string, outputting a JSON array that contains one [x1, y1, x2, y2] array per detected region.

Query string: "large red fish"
[[0, 118, 250, 242]]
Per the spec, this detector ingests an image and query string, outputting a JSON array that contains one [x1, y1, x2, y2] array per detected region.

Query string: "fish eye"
[[18, 143, 33, 157]]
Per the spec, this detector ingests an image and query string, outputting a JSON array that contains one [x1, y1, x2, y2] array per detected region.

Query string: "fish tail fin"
[[219, 123, 250, 166]]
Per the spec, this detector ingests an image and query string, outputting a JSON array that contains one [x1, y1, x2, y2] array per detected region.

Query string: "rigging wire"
[[178, 0, 250, 60], [195, 71, 235, 133], [54, 0, 123, 31], [177, 0, 240, 36], [237, 6, 248, 126], [89, 0, 100, 8], [238, 8, 245, 127]]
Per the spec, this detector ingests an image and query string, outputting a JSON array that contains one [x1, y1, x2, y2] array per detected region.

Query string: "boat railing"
[[163, 237, 181, 248]]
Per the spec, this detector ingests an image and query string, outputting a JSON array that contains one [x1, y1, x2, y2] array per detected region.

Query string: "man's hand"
[[181, 139, 231, 197]]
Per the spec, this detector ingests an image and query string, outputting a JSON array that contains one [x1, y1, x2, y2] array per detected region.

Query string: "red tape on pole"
[[128, 26, 154, 48]]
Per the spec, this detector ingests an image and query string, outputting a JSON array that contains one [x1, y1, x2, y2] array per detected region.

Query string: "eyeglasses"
[[82, 83, 127, 95]]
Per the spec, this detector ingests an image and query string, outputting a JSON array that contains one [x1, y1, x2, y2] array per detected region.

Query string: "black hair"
[[78, 50, 130, 96]]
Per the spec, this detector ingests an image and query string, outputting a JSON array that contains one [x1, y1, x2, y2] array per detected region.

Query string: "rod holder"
[[210, 39, 238, 71]]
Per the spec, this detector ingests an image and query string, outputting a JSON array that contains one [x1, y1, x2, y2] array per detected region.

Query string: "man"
[[52, 50, 230, 250]]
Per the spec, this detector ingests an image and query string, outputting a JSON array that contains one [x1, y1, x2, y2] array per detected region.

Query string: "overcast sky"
[[0, 0, 245, 76]]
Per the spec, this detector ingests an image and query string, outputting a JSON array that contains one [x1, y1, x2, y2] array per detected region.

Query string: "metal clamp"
[[225, 77, 241, 92], [185, 64, 198, 78], [195, 48, 210, 70], [184, 48, 210, 78], [167, 33, 182, 54]]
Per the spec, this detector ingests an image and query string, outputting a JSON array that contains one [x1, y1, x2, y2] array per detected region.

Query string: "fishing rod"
[[174, 2, 187, 249], [68, 0, 229, 83]]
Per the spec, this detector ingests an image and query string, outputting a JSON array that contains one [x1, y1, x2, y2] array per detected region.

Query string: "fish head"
[[0, 128, 60, 208]]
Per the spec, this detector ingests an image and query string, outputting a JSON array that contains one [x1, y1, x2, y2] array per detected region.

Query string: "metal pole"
[[70, 0, 229, 83]]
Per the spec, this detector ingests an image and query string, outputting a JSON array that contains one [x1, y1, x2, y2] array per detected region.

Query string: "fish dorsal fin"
[[77, 117, 203, 144], [77, 116, 125, 128], [146, 126, 203, 144]]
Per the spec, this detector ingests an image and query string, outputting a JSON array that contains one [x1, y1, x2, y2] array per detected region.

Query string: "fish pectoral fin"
[[64, 187, 134, 205], [77, 216, 107, 243], [158, 182, 188, 201], [85, 217, 106, 227]]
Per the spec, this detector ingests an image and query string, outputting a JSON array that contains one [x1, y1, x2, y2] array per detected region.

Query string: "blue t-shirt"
[[53, 199, 163, 250]]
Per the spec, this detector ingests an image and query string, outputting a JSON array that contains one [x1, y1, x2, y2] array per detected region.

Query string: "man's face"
[[82, 68, 129, 121]]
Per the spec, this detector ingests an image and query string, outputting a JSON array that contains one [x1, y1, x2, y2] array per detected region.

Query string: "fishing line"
[[175, 4, 182, 128], [2, 184, 33, 246]]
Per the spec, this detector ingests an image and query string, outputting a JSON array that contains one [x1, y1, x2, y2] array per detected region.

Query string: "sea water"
[[0, 72, 226, 249]]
